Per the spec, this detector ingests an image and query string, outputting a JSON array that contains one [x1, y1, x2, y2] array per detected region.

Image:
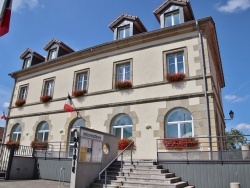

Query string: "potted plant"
[[72, 89, 87, 97], [115, 80, 132, 90], [162, 137, 199, 151], [6, 141, 20, 150], [166, 73, 185, 82], [15, 99, 26, 107], [40, 95, 52, 103], [118, 139, 133, 150], [31, 141, 48, 150]]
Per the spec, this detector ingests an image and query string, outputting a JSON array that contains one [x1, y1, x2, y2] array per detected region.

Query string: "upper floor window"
[[23, 58, 31, 69], [164, 11, 180, 27], [165, 108, 193, 138], [117, 25, 130, 39], [117, 63, 130, 82], [18, 86, 28, 100], [48, 48, 57, 60], [75, 71, 88, 91], [11, 124, 22, 142], [43, 79, 54, 96], [167, 53, 184, 74]]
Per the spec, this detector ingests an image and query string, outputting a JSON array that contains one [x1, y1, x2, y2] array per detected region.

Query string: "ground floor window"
[[112, 114, 132, 139], [69, 118, 85, 157], [36, 121, 49, 142], [11, 124, 22, 141], [165, 108, 193, 138]]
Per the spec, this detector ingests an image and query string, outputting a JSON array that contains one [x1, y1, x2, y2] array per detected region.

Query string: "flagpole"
[[67, 93, 85, 121]]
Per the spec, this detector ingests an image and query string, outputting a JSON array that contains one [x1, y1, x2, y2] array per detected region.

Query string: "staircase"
[[91, 161, 194, 188]]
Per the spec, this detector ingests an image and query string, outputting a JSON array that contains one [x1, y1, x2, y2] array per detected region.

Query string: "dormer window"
[[23, 57, 31, 69], [118, 25, 130, 39], [44, 39, 74, 61], [165, 11, 180, 27], [20, 49, 45, 70], [48, 48, 57, 60], [109, 14, 147, 41]]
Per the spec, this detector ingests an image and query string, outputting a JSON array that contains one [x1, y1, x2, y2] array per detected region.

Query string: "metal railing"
[[157, 135, 250, 163], [32, 141, 72, 159], [98, 141, 134, 188]]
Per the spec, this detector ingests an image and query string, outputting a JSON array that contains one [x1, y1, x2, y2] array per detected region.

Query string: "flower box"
[[162, 137, 199, 151], [118, 139, 133, 150], [31, 141, 48, 150], [166, 73, 185, 82], [72, 89, 87, 97], [6, 141, 20, 150], [115, 80, 132, 90], [40, 95, 52, 103], [15, 99, 26, 107]]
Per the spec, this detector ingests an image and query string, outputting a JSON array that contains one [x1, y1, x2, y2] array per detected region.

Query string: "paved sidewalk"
[[0, 179, 70, 188]]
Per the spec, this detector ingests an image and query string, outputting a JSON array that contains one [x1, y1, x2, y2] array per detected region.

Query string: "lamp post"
[[225, 110, 234, 121]]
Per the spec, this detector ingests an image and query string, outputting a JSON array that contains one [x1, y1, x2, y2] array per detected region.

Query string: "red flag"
[[64, 94, 75, 112], [0, 0, 12, 37], [1, 111, 6, 120]]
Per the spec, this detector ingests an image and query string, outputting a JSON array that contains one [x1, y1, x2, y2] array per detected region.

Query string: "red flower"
[[162, 138, 199, 150], [115, 80, 132, 90], [72, 89, 87, 97], [166, 73, 185, 82], [118, 139, 132, 150], [40, 95, 52, 103], [15, 99, 26, 107]]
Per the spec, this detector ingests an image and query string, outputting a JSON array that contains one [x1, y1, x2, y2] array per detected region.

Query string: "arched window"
[[36, 121, 49, 142], [68, 119, 85, 157], [165, 108, 193, 138], [111, 114, 132, 139], [11, 124, 22, 141]]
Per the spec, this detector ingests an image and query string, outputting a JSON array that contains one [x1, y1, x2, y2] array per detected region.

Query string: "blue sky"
[[0, 0, 250, 134]]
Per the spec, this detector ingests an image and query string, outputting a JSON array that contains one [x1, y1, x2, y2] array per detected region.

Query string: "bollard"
[[230, 182, 240, 188]]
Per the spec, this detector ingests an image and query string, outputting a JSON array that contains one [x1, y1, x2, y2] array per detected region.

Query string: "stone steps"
[[90, 161, 195, 188]]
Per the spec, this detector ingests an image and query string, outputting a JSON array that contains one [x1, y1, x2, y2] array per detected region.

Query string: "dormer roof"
[[43, 38, 74, 52], [109, 14, 147, 32], [154, 0, 195, 23], [20, 48, 45, 61]]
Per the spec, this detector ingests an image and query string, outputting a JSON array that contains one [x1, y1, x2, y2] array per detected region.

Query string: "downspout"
[[2, 75, 17, 144], [196, 20, 212, 151]]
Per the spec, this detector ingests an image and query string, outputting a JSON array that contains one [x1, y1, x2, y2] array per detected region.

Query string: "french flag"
[[1, 111, 6, 120], [64, 94, 75, 112], [0, 0, 12, 37]]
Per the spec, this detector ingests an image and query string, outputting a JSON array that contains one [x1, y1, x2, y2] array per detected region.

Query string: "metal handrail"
[[98, 141, 134, 187]]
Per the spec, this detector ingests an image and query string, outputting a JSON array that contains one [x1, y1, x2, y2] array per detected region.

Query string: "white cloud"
[[3, 102, 9, 108], [217, 0, 250, 13], [224, 94, 247, 103], [12, 0, 39, 12], [235, 123, 250, 132], [0, 84, 11, 110]]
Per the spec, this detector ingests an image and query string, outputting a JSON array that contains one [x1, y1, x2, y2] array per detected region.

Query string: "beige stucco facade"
[[5, 14, 225, 159]]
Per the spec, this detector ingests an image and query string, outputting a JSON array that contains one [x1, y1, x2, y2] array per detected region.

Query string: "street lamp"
[[225, 110, 234, 121]]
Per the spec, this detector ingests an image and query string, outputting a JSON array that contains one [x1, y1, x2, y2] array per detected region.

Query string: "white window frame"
[[117, 25, 130, 39], [165, 109, 194, 138], [43, 79, 54, 96], [167, 53, 185, 74], [11, 124, 22, 142], [36, 122, 49, 142], [74, 70, 89, 91], [18, 86, 28, 100], [48, 48, 57, 60], [164, 11, 180, 27], [116, 63, 130, 82], [23, 57, 31, 69], [112, 125, 132, 139]]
